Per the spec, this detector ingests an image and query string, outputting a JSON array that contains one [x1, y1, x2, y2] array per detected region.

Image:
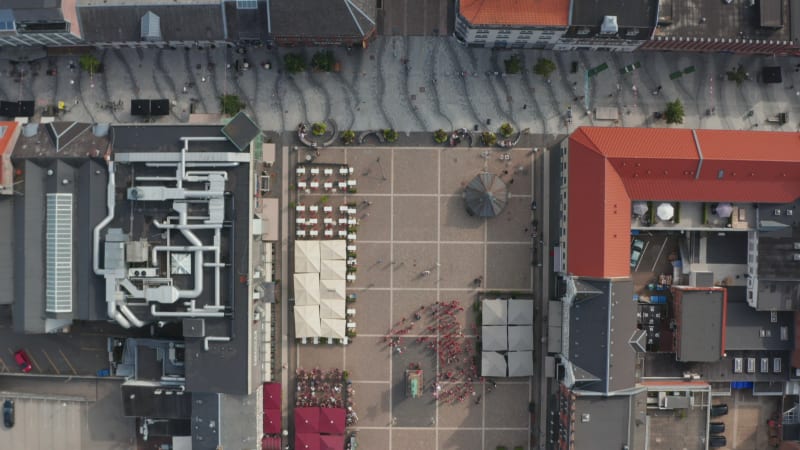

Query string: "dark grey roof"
[[77, 4, 225, 42], [191, 392, 221, 450], [13, 161, 46, 333], [675, 289, 725, 362], [725, 302, 793, 351], [755, 206, 800, 311], [122, 382, 192, 418], [5, 0, 59, 9], [463, 172, 508, 218], [0, 198, 12, 305], [571, 0, 659, 28], [654, 0, 793, 42], [569, 278, 638, 393], [111, 124, 236, 153], [572, 393, 646, 450], [224, 1, 268, 41], [269, 0, 376, 38], [222, 112, 260, 152]]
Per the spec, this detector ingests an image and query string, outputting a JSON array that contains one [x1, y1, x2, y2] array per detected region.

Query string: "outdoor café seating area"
[[296, 164, 357, 195], [295, 202, 359, 242]]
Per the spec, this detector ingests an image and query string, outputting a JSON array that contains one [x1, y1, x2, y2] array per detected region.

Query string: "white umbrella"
[[294, 273, 320, 305], [715, 203, 733, 218], [294, 240, 321, 273], [320, 299, 346, 319], [632, 202, 648, 216], [656, 203, 674, 221], [320, 240, 347, 260], [481, 325, 508, 351], [319, 279, 346, 300], [320, 259, 346, 280], [294, 305, 321, 338], [320, 318, 347, 340]]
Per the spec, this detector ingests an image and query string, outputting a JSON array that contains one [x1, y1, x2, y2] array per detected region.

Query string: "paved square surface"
[[297, 146, 534, 449]]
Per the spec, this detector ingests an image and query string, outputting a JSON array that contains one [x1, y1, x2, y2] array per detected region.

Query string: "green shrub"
[[283, 53, 306, 74], [220, 94, 244, 116], [341, 130, 356, 145], [311, 50, 336, 72], [665, 99, 684, 124], [383, 129, 398, 143], [533, 58, 556, 78], [311, 122, 327, 136], [433, 129, 448, 144], [79, 54, 101, 74], [499, 123, 514, 138], [504, 55, 522, 74], [481, 131, 497, 146]]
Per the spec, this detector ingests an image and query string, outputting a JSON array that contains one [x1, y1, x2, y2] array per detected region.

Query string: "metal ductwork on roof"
[[601, 15, 619, 34]]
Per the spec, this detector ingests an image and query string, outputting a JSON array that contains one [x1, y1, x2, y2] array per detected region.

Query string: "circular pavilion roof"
[[463, 172, 509, 218]]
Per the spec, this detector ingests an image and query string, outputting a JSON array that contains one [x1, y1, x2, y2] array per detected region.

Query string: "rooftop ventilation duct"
[[22, 123, 38, 137], [93, 123, 109, 137], [601, 15, 619, 34]]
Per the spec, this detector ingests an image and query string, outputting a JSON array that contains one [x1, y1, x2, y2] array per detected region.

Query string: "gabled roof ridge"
[[571, 126, 604, 156]]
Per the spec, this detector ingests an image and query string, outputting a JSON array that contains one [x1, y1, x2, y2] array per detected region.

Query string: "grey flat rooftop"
[[269, 0, 375, 37], [221, 112, 260, 152], [572, 394, 644, 450], [655, 0, 793, 41], [77, 3, 225, 42], [755, 203, 800, 310], [725, 302, 793, 351], [122, 382, 192, 419], [571, 0, 659, 28], [675, 289, 725, 362]]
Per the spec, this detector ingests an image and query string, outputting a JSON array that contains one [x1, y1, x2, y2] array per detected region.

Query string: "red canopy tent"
[[294, 407, 320, 433], [318, 407, 346, 435], [263, 408, 282, 434], [261, 435, 281, 450], [295, 432, 320, 450], [263, 383, 281, 410], [320, 434, 345, 450]]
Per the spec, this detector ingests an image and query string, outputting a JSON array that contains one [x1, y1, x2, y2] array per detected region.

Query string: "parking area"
[[712, 390, 780, 449], [0, 306, 133, 376], [0, 377, 135, 450], [295, 145, 535, 450], [648, 406, 707, 450]]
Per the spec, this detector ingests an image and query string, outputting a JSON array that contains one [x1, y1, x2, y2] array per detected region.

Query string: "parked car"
[[709, 422, 725, 434], [13, 349, 32, 373], [630, 239, 645, 268], [709, 435, 727, 448], [710, 404, 729, 417], [3, 400, 13, 428]]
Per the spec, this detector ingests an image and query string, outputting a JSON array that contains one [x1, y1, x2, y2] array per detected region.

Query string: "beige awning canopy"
[[294, 305, 322, 338]]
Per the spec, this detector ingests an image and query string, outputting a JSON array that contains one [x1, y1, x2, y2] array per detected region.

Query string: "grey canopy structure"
[[507, 299, 534, 325], [508, 325, 534, 351], [482, 325, 508, 351], [482, 299, 508, 325], [481, 351, 507, 377], [507, 351, 534, 377], [463, 172, 509, 217]]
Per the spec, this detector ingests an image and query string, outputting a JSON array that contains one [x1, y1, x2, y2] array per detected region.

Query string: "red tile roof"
[[567, 127, 800, 278], [459, 0, 570, 26]]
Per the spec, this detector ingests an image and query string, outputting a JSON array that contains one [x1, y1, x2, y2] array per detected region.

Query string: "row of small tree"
[[284, 51, 337, 74], [504, 55, 556, 78]]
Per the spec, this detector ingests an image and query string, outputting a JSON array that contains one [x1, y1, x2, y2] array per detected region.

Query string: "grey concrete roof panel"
[[77, 4, 225, 42]]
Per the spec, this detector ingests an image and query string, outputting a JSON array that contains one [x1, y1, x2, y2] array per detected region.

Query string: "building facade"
[[454, 0, 568, 49]]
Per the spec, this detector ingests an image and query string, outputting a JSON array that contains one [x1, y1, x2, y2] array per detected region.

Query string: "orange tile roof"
[[567, 127, 800, 279], [459, 0, 570, 26], [0, 121, 19, 190]]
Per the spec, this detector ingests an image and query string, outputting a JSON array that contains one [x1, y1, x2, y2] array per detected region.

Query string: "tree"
[[341, 130, 356, 145], [504, 55, 522, 74], [481, 131, 497, 147], [533, 58, 556, 79], [79, 54, 101, 74], [726, 64, 748, 85], [383, 129, 398, 143], [311, 50, 336, 72], [433, 129, 448, 144], [499, 123, 514, 138], [220, 94, 244, 115], [664, 99, 684, 124], [311, 122, 327, 136], [283, 53, 306, 74]]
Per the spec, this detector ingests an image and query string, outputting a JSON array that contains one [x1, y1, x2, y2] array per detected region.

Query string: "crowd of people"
[[384, 300, 483, 405]]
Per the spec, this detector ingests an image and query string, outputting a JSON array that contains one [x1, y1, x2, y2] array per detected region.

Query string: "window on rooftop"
[[717, 169, 724, 179], [236, 0, 258, 9]]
